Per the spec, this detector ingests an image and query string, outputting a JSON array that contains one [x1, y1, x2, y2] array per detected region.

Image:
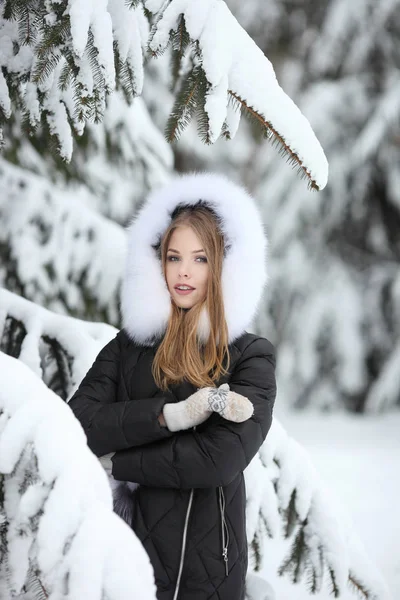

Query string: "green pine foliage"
[[0, 1, 145, 159], [165, 63, 208, 143], [0, 0, 321, 190], [170, 16, 191, 91]]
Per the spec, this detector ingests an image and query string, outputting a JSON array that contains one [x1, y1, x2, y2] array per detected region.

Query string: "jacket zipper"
[[218, 486, 230, 576], [173, 424, 197, 600], [173, 485, 229, 600], [173, 488, 194, 600], [172, 428, 230, 600]]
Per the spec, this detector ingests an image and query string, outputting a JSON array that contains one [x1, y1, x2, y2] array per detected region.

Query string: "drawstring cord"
[[218, 486, 229, 576]]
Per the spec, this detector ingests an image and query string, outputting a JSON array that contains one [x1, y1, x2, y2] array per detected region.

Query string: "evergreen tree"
[[0, 0, 328, 329], [170, 0, 400, 413], [1, 1, 392, 597], [0, 0, 327, 189], [250, 0, 400, 412]]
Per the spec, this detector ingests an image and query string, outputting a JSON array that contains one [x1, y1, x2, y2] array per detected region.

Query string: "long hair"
[[152, 202, 230, 390]]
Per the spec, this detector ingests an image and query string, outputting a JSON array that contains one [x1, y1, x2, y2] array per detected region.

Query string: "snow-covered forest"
[[0, 0, 398, 599]]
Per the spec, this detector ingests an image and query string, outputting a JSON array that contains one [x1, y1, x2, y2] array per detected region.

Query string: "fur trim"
[[121, 172, 268, 345], [109, 477, 139, 526]]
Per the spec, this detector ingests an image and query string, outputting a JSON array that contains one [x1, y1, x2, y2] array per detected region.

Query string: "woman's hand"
[[162, 383, 254, 432]]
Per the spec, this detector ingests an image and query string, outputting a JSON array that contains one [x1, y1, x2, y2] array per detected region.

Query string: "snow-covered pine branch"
[[0, 0, 148, 160], [0, 0, 327, 190], [0, 159, 128, 326], [0, 288, 116, 399], [146, 0, 328, 191], [1, 90, 172, 226], [0, 90, 172, 322], [0, 351, 158, 600], [0, 290, 391, 599], [247, 420, 392, 599]]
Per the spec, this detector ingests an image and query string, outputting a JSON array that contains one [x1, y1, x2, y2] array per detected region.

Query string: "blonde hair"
[[152, 202, 230, 390]]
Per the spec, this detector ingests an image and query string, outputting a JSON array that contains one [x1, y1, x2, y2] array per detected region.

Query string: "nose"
[[178, 261, 190, 278]]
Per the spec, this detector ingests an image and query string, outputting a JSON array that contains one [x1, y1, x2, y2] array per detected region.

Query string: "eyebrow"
[[167, 248, 205, 254]]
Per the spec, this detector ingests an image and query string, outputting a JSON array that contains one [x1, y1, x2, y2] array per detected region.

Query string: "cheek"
[[200, 268, 209, 290], [165, 264, 173, 288]]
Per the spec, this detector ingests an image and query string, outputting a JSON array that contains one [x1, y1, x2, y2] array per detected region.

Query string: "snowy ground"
[[263, 409, 400, 600]]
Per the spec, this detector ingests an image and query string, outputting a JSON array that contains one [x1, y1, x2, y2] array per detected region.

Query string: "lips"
[[174, 285, 195, 290], [174, 285, 196, 296]]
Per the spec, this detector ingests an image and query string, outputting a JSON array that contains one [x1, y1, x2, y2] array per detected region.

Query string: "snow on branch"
[[0, 0, 148, 159], [146, 0, 328, 190], [0, 292, 391, 598], [0, 288, 117, 400], [245, 419, 392, 599], [0, 158, 127, 326], [0, 351, 157, 600], [0, 0, 327, 190]]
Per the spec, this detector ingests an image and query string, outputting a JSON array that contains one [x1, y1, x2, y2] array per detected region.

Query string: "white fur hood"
[[120, 172, 268, 346]]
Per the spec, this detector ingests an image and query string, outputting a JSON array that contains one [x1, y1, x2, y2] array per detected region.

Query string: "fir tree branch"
[[228, 90, 319, 191], [3, 0, 38, 21], [165, 64, 204, 142], [41, 335, 73, 401], [0, 316, 27, 358], [24, 569, 49, 600], [170, 16, 191, 91], [147, 5, 174, 58], [250, 531, 262, 570], [32, 15, 71, 85], [348, 571, 376, 600], [328, 566, 340, 597], [282, 490, 298, 538], [196, 75, 213, 145]]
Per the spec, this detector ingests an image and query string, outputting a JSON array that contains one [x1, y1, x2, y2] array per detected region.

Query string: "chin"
[[170, 293, 198, 310], [169, 288, 206, 310], [175, 299, 195, 309]]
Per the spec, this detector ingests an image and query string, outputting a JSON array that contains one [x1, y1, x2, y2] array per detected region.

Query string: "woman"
[[68, 172, 277, 600]]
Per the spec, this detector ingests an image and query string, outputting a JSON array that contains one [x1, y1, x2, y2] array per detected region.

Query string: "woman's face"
[[165, 226, 209, 309]]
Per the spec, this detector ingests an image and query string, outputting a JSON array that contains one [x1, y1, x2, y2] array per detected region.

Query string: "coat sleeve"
[[68, 334, 174, 457], [111, 337, 276, 488]]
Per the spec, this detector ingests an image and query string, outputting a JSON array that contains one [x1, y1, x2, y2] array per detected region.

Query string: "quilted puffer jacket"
[[68, 173, 277, 600]]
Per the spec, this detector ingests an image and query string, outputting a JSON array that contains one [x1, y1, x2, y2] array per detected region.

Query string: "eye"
[[196, 256, 208, 263], [167, 255, 179, 262]]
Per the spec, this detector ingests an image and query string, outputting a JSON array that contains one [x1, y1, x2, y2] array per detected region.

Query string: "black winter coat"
[[68, 328, 276, 600]]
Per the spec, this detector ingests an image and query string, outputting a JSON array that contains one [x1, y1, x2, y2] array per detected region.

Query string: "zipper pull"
[[222, 547, 229, 576]]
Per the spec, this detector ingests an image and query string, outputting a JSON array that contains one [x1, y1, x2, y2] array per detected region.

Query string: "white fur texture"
[[121, 172, 268, 345]]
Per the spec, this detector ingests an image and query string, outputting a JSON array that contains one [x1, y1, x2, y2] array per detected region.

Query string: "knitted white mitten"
[[163, 383, 253, 432], [163, 388, 213, 432], [208, 383, 254, 423]]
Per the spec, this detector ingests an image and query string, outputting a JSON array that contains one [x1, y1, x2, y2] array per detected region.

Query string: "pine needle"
[[24, 569, 49, 600], [170, 16, 191, 91], [228, 89, 319, 191], [347, 571, 377, 600], [165, 64, 203, 143], [125, 0, 141, 8]]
